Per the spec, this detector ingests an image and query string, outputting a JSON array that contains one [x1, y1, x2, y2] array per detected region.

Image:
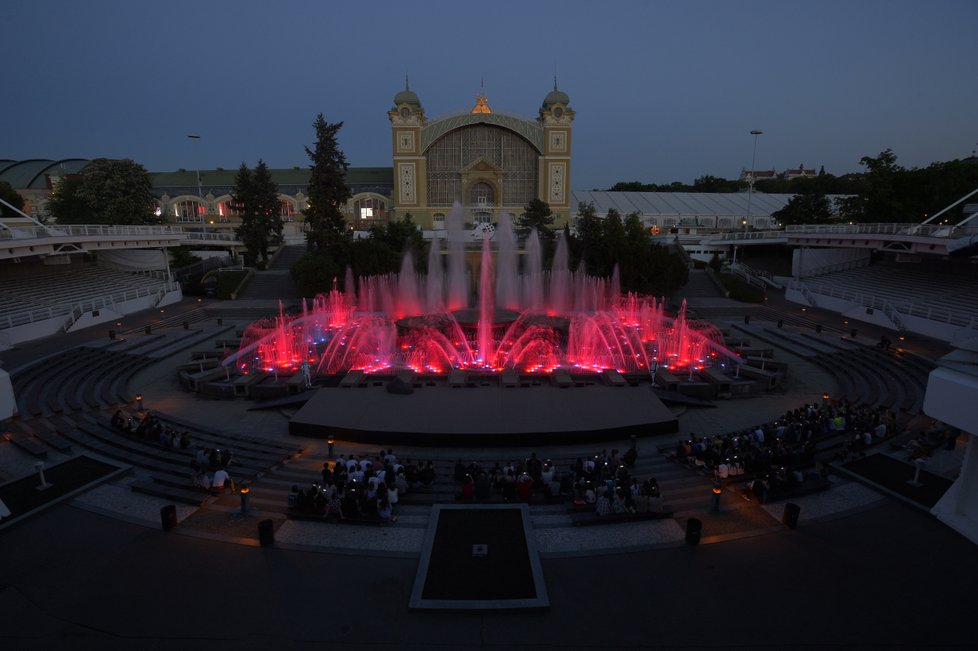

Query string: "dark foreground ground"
[[0, 501, 975, 650]]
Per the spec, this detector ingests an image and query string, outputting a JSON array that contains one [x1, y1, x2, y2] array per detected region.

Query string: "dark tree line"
[[569, 202, 688, 296]]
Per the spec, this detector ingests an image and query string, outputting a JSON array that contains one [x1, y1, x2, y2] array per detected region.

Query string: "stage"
[[288, 380, 678, 446]]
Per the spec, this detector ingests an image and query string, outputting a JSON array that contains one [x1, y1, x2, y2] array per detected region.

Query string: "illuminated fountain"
[[228, 203, 735, 381]]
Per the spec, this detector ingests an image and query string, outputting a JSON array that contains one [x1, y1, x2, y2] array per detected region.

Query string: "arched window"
[[353, 196, 387, 222], [469, 182, 494, 207], [432, 213, 446, 230], [174, 199, 205, 223], [279, 199, 296, 221], [217, 200, 241, 223]]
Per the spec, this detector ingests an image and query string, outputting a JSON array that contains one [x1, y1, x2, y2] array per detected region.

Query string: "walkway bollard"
[[109, 329, 116, 340], [145, 325, 152, 335], [240, 484, 251, 514], [685, 518, 702, 546], [782, 502, 801, 529], [160, 504, 177, 531], [34, 461, 51, 490], [258, 519, 275, 547]]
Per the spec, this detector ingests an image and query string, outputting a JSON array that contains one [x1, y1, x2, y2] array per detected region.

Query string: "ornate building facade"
[[387, 82, 575, 229]]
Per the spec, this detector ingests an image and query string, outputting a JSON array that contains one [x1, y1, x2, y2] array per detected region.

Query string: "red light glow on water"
[[227, 209, 736, 378]]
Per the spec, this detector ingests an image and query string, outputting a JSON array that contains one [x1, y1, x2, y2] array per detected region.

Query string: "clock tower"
[[538, 80, 575, 226], [388, 80, 426, 213]]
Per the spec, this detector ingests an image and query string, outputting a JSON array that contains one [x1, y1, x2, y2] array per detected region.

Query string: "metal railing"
[[797, 257, 871, 278], [1, 280, 180, 331], [726, 262, 767, 289], [0, 224, 239, 243], [784, 223, 978, 238], [706, 230, 787, 242], [790, 279, 978, 332]]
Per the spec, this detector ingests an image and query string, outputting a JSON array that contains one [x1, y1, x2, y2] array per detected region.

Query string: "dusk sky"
[[3, 0, 976, 189]]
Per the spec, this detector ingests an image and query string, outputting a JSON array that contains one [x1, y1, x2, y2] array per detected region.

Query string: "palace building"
[[386, 81, 575, 230]]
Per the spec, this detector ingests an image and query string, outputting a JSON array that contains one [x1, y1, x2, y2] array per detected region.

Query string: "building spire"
[[405, 73, 410, 91]]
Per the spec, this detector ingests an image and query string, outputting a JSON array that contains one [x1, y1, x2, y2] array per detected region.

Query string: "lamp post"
[[187, 133, 203, 200], [744, 129, 763, 232]]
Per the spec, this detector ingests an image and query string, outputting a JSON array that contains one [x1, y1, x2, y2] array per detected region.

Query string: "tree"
[[234, 160, 284, 265], [47, 158, 159, 225], [0, 181, 25, 216], [837, 148, 906, 222], [772, 193, 834, 225], [303, 113, 351, 253], [517, 198, 555, 240]]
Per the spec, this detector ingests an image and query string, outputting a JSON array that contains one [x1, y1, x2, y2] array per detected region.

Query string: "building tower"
[[388, 79, 426, 216], [538, 80, 575, 226]]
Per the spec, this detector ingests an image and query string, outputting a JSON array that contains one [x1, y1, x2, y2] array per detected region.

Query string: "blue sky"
[[3, 0, 976, 189]]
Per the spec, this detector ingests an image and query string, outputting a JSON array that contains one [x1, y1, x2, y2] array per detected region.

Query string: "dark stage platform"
[[288, 381, 678, 446]]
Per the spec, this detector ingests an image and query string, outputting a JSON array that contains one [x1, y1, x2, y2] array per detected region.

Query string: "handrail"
[[1, 280, 180, 331], [798, 257, 871, 278], [784, 223, 978, 238], [706, 230, 786, 242], [789, 279, 819, 307], [0, 223, 241, 243], [794, 280, 978, 331]]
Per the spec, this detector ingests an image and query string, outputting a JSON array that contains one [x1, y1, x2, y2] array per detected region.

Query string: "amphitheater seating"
[[804, 264, 978, 326], [0, 264, 172, 329], [9, 326, 234, 418]]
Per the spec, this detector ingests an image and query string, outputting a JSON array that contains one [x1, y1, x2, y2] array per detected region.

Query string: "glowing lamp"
[[712, 486, 723, 495], [135, 393, 144, 412], [822, 393, 830, 401]]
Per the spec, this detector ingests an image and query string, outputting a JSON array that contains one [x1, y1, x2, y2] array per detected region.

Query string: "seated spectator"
[[474, 472, 491, 500], [460, 474, 475, 500], [211, 467, 235, 493], [111, 410, 126, 430], [584, 482, 597, 504], [595, 490, 611, 516], [191, 463, 209, 490], [377, 491, 395, 522], [179, 432, 190, 450], [516, 472, 534, 500]]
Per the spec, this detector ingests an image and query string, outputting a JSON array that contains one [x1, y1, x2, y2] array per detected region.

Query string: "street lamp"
[[187, 134, 203, 199], [744, 129, 763, 232]]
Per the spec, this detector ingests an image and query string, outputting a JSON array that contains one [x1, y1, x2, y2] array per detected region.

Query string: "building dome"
[[394, 86, 421, 108], [541, 86, 569, 110]]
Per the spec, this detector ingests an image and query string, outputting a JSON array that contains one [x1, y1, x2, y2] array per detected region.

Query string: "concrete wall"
[[792, 248, 870, 278]]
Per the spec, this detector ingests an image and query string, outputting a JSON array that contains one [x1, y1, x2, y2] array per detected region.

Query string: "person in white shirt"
[[212, 468, 234, 493]]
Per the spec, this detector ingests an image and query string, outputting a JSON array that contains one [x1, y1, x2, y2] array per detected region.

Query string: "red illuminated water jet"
[[228, 205, 736, 378]]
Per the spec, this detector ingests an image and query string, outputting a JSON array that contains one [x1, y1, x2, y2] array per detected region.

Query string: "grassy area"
[[718, 273, 766, 303], [211, 270, 249, 299]]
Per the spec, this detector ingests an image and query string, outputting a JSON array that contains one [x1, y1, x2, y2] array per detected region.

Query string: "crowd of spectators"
[[450, 446, 663, 516], [111, 409, 190, 449], [110, 409, 236, 493], [670, 401, 899, 499], [288, 449, 433, 523]]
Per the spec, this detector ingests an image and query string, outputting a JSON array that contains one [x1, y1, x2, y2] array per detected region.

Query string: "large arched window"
[[426, 124, 538, 208], [432, 213, 446, 230], [174, 199, 205, 223]]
